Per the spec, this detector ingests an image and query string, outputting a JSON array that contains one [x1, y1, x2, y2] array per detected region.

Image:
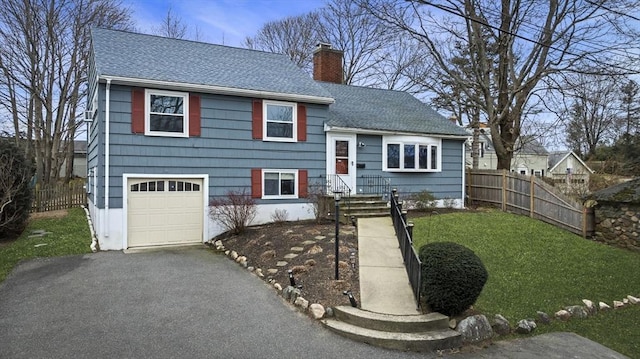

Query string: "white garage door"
[[127, 178, 204, 248]]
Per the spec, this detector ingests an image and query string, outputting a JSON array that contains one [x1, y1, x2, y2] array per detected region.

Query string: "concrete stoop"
[[322, 306, 462, 352]]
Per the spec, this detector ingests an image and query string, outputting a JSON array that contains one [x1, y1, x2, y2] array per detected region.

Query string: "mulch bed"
[[216, 220, 361, 310]]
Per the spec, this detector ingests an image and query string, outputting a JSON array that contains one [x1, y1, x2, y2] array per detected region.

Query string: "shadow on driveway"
[[0, 248, 630, 359]]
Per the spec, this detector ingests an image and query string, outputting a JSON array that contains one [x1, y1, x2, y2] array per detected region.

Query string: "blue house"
[[87, 29, 468, 250]]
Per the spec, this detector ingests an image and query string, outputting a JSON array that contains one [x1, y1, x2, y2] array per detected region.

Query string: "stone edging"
[[208, 239, 328, 319], [457, 295, 640, 343]]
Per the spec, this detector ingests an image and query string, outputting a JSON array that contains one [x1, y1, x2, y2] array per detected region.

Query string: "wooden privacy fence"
[[466, 170, 595, 238], [31, 182, 87, 213]]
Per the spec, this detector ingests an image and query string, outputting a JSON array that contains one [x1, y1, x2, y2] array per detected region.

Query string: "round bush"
[[0, 140, 33, 240], [419, 241, 488, 316]]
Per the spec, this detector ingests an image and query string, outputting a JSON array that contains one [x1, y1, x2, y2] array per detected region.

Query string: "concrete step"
[[333, 306, 450, 333], [349, 212, 390, 218], [322, 319, 462, 352]]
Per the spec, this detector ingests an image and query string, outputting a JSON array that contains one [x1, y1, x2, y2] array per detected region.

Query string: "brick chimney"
[[313, 43, 343, 84]]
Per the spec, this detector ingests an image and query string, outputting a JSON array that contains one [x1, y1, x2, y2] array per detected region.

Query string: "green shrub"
[[419, 241, 488, 316], [0, 140, 34, 240]]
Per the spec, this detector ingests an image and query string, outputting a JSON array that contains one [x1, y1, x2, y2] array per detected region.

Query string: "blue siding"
[[355, 134, 464, 199], [99, 85, 328, 209]]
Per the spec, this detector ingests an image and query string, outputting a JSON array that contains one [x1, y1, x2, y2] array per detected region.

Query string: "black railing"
[[314, 174, 352, 219], [357, 175, 391, 198], [390, 188, 422, 308]]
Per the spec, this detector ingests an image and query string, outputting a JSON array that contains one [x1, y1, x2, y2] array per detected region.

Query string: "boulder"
[[274, 283, 282, 291], [230, 251, 238, 260], [294, 296, 309, 309], [628, 295, 640, 304], [599, 302, 611, 311], [554, 310, 571, 321], [565, 305, 588, 319], [613, 300, 625, 309], [325, 307, 334, 317], [457, 315, 493, 343], [492, 314, 511, 335], [582, 299, 596, 315], [309, 303, 325, 319], [536, 311, 551, 325], [514, 319, 536, 334]]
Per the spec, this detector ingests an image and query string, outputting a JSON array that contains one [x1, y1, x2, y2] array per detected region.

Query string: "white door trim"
[[122, 173, 209, 249], [326, 132, 357, 193]]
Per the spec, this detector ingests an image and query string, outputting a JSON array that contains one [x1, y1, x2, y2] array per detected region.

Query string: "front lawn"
[[412, 209, 640, 358], [0, 208, 92, 283]]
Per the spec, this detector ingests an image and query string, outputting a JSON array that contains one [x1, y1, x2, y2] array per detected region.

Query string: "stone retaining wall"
[[594, 203, 640, 251]]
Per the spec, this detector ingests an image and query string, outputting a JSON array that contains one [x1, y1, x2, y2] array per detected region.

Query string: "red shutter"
[[251, 168, 262, 198], [297, 104, 307, 142], [189, 94, 201, 136], [131, 88, 145, 134], [298, 170, 308, 198], [252, 99, 263, 139]]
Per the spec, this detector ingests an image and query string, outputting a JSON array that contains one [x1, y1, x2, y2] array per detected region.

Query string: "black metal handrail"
[[390, 188, 422, 308], [357, 175, 391, 198]]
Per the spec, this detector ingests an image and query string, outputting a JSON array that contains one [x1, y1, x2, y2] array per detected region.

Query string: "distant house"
[[465, 128, 548, 176], [86, 29, 468, 250], [547, 151, 594, 194]]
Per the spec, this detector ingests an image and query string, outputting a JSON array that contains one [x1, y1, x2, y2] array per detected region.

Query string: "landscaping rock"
[[566, 305, 588, 319], [230, 251, 238, 260], [290, 246, 304, 252], [224, 250, 230, 255], [554, 310, 571, 321], [613, 300, 624, 309], [276, 261, 288, 267], [294, 296, 309, 309], [236, 255, 247, 263], [536, 311, 551, 324], [301, 240, 316, 246], [449, 319, 457, 329], [325, 307, 334, 317], [314, 236, 326, 240], [260, 250, 276, 259], [309, 303, 325, 319], [628, 295, 640, 304], [492, 314, 511, 335], [515, 319, 536, 334], [582, 299, 596, 315], [623, 298, 630, 305], [247, 266, 255, 272], [267, 268, 278, 275], [274, 283, 282, 291], [255, 268, 264, 278], [283, 253, 299, 260], [599, 302, 611, 311], [457, 315, 493, 343]]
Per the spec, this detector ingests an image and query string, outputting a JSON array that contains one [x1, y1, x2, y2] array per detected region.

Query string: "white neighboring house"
[[547, 151, 594, 194], [465, 127, 549, 176]]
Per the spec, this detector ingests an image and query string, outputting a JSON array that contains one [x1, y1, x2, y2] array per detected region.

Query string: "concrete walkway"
[[357, 217, 420, 315]]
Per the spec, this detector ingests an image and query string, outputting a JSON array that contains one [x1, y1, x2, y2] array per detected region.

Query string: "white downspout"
[[104, 78, 111, 237], [462, 141, 466, 209]]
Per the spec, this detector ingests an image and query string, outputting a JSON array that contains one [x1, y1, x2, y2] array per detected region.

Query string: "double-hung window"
[[145, 89, 189, 137], [383, 136, 441, 172], [263, 170, 297, 198], [263, 100, 297, 141]]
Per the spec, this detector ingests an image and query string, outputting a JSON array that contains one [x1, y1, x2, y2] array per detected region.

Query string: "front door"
[[327, 133, 356, 193]]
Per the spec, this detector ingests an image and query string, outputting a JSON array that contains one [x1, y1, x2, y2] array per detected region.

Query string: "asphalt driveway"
[[0, 248, 630, 359]]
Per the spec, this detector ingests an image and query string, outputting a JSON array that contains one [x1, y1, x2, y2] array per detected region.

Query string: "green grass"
[[0, 208, 92, 283], [412, 209, 640, 358]]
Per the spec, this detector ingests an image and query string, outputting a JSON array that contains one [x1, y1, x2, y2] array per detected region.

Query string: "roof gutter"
[[324, 124, 470, 140], [99, 76, 335, 105]]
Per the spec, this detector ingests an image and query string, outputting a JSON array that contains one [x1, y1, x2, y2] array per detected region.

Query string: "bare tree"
[[0, 0, 132, 185], [362, 0, 639, 169], [245, 12, 323, 72], [620, 79, 640, 137], [560, 74, 622, 159], [154, 6, 187, 39], [0, 140, 32, 239]]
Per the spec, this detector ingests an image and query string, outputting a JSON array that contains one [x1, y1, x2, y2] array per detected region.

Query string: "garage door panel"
[[127, 178, 204, 248]]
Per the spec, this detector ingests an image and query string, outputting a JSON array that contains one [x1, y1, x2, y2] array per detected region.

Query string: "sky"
[[129, 0, 326, 47]]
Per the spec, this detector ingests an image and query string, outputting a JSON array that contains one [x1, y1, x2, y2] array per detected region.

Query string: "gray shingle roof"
[[91, 28, 332, 101], [318, 82, 468, 136]]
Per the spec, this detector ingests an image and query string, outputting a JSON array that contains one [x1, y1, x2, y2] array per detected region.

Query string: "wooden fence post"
[[530, 175, 535, 218]]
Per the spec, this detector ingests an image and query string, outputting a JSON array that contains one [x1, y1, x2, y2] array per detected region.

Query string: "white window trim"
[[382, 135, 442, 172], [262, 169, 298, 199], [144, 89, 189, 138], [263, 100, 297, 142]]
